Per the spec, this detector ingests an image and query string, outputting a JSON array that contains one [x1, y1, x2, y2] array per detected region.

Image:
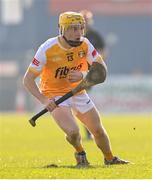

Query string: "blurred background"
[[0, 0, 152, 113]]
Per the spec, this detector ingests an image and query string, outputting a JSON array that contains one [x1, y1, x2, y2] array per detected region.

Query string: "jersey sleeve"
[[28, 43, 46, 74], [85, 38, 103, 65]]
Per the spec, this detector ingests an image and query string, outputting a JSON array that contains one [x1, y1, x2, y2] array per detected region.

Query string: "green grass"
[[0, 113, 152, 179]]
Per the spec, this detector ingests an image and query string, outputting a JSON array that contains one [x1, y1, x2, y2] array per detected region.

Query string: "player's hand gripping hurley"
[[29, 62, 106, 127]]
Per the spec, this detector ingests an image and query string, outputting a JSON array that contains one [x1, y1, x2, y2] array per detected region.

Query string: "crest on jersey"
[[66, 52, 74, 61], [78, 51, 85, 58]]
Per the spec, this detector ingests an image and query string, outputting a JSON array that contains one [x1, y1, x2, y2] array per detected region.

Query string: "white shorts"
[[54, 93, 95, 114]]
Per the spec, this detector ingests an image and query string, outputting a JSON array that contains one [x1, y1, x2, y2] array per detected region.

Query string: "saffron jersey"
[[28, 36, 102, 98]]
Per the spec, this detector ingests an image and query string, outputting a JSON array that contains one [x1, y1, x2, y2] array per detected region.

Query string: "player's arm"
[[23, 70, 47, 104], [23, 70, 56, 112], [23, 42, 47, 104], [23, 43, 57, 111], [23, 68, 57, 112], [86, 39, 107, 83]]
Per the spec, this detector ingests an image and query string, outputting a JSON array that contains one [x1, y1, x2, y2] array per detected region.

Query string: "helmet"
[[59, 11, 85, 34]]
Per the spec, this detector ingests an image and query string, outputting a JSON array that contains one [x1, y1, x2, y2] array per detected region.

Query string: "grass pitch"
[[0, 113, 152, 179]]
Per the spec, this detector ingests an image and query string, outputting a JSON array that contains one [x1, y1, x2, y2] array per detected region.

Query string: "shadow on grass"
[[39, 164, 101, 169]]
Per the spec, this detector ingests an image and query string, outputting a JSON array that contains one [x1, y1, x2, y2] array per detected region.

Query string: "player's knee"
[[92, 127, 106, 138], [69, 130, 80, 140], [66, 129, 80, 144]]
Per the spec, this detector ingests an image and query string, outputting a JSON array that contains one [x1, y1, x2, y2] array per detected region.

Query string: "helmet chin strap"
[[63, 36, 83, 47]]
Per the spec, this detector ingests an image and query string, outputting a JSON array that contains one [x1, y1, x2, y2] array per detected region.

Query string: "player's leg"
[[73, 93, 129, 165], [52, 106, 81, 148], [51, 106, 89, 166], [76, 107, 129, 165], [76, 107, 113, 158]]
